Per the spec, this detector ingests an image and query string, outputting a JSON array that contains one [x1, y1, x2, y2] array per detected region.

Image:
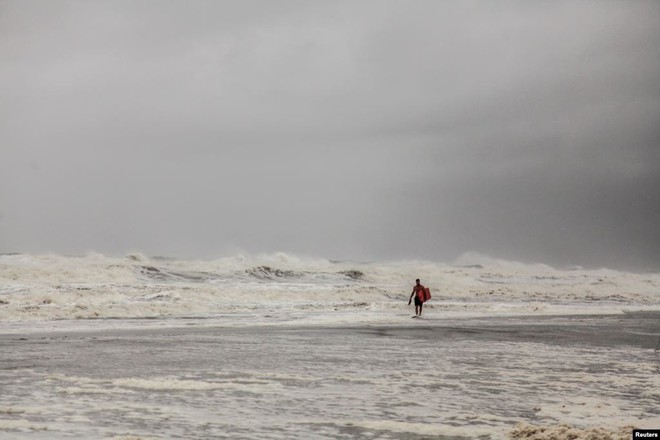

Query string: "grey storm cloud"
[[1, 0, 659, 270]]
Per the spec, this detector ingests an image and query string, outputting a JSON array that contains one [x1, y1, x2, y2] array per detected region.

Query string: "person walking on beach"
[[408, 279, 426, 317]]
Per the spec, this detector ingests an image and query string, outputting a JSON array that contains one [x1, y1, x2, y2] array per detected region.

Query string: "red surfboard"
[[421, 287, 431, 302]]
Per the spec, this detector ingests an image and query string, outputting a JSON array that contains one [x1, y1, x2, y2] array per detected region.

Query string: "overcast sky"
[[1, 1, 659, 269]]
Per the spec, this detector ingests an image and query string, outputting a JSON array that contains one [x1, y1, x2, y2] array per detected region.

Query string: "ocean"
[[1, 253, 659, 439]]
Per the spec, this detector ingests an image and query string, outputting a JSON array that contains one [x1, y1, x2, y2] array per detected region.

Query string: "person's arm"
[[408, 289, 415, 305]]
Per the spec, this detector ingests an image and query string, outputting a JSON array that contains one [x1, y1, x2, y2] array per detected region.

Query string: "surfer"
[[408, 279, 425, 317]]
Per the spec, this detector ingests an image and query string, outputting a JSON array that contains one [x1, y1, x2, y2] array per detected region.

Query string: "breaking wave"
[[0, 252, 658, 323]]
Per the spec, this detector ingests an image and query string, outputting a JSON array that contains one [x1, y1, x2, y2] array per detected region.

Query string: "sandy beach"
[[1, 312, 658, 439]]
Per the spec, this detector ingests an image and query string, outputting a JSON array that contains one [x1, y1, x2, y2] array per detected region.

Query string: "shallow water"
[[1, 313, 658, 439]]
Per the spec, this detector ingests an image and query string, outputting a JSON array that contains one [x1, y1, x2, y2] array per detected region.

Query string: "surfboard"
[[421, 287, 431, 302]]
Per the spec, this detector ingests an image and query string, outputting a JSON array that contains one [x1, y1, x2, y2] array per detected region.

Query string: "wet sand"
[[1, 312, 659, 439]]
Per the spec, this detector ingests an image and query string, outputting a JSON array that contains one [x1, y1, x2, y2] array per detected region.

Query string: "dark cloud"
[[1, 1, 659, 269]]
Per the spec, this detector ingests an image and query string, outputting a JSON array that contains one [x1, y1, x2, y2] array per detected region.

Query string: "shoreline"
[[2, 311, 658, 349], [1, 311, 658, 439]]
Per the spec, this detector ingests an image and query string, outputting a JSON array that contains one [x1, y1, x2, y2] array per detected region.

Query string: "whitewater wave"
[[0, 252, 658, 324]]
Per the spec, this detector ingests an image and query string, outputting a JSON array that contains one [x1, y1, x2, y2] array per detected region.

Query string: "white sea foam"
[[509, 422, 638, 440], [2, 316, 657, 439], [0, 419, 50, 432], [1, 252, 658, 329], [112, 377, 284, 393]]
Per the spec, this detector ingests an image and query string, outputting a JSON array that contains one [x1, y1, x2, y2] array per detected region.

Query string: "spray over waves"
[[0, 251, 658, 323]]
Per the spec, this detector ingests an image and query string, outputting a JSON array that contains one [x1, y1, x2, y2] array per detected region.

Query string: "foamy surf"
[[1, 253, 658, 329], [1, 253, 659, 439], [1, 316, 658, 439]]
